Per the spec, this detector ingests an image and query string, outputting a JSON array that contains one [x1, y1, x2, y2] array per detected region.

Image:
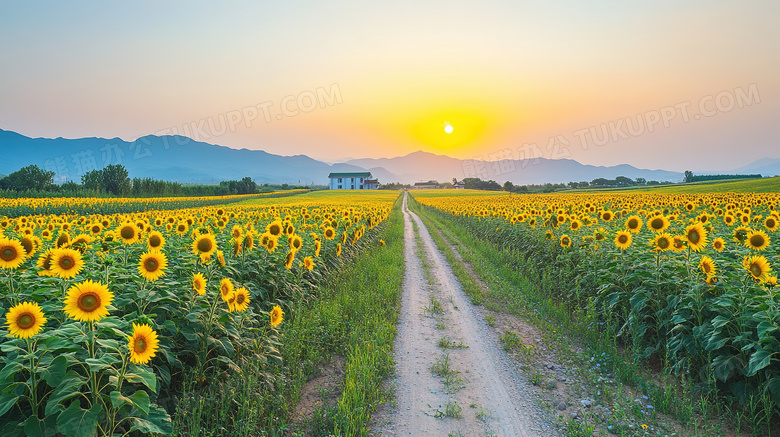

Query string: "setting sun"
[[444, 123, 453, 134]]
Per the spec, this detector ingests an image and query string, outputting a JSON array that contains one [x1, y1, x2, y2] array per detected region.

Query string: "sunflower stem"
[[26, 338, 39, 418]]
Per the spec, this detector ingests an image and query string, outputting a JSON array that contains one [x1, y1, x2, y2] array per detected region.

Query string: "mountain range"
[[1, 129, 778, 186]]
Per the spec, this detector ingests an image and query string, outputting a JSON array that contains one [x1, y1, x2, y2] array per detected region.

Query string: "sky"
[[1, 1, 778, 172]]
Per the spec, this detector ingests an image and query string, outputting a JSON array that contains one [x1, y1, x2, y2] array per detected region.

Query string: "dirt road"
[[373, 193, 552, 436]]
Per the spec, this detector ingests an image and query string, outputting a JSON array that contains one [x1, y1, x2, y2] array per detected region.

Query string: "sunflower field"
[[413, 189, 780, 418], [0, 191, 394, 436]]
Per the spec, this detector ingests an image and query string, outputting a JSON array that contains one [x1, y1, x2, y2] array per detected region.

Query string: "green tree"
[[503, 181, 514, 192], [0, 165, 55, 191], [684, 170, 694, 183], [102, 164, 130, 195], [81, 169, 104, 193]]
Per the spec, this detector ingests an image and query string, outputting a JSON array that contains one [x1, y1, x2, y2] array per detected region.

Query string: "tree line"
[[0, 164, 311, 198]]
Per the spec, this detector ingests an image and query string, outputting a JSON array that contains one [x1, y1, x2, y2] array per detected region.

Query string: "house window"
[[360, 177, 364, 182], [338, 185, 342, 189], [338, 178, 342, 183], [360, 185, 364, 189]]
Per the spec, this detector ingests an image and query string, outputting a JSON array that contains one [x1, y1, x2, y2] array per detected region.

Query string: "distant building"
[[413, 181, 440, 189], [328, 172, 379, 190], [453, 182, 465, 189]]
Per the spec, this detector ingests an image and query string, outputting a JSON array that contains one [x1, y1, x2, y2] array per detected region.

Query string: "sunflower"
[[219, 278, 235, 302], [192, 234, 217, 258], [545, 230, 554, 240], [127, 323, 159, 365], [336, 243, 342, 257], [117, 223, 140, 245], [745, 230, 770, 251], [671, 235, 687, 253], [20, 235, 41, 259], [698, 256, 717, 277], [138, 250, 168, 281], [266, 221, 283, 238], [289, 235, 303, 252], [765, 216, 779, 232], [69, 234, 93, 254], [284, 250, 295, 269], [570, 220, 582, 231], [147, 231, 165, 250], [0, 238, 26, 269], [36, 249, 55, 276], [192, 272, 206, 295], [55, 232, 71, 248], [5, 302, 46, 339], [600, 211, 613, 222], [270, 305, 284, 328], [684, 223, 708, 252], [266, 237, 277, 253], [744, 255, 772, 282], [712, 238, 725, 252], [243, 232, 255, 251], [733, 226, 750, 244], [647, 216, 670, 233], [230, 287, 250, 312], [652, 233, 673, 252], [622, 215, 641, 233], [560, 235, 572, 248], [303, 256, 315, 271], [50, 248, 84, 279], [64, 280, 113, 322], [614, 231, 632, 250], [315, 240, 322, 257], [724, 215, 735, 226]]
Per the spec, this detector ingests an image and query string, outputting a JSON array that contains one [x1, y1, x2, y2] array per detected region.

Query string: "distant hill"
[[5, 129, 773, 186], [734, 158, 780, 177], [347, 151, 684, 185], [0, 129, 385, 185]]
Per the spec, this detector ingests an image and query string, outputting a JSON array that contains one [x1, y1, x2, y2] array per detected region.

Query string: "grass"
[[566, 176, 780, 194], [173, 193, 405, 436]]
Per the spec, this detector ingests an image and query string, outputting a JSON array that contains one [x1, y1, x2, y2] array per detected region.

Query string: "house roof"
[[414, 182, 437, 186], [328, 172, 372, 178]]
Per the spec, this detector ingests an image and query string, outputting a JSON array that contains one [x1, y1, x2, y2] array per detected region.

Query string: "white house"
[[328, 172, 379, 190]]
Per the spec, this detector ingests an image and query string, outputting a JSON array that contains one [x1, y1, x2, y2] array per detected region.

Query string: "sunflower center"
[[145, 259, 158, 271], [120, 227, 135, 239], [78, 293, 101, 312], [236, 294, 245, 304], [134, 337, 147, 353], [149, 236, 161, 247], [658, 238, 670, 249], [221, 285, 229, 296], [750, 264, 762, 277], [689, 231, 700, 243], [61, 257, 73, 269], [197, 239, 213, 253], [618, 235, 628, 244], [750, 235, 765, 247], [768, 219, 776, 228], [1, 248, 16, 261], [628, 219, 638, 229], [651, 218, 663, 230], [18, 313, 35, 329], [703, 264, 711, 274]]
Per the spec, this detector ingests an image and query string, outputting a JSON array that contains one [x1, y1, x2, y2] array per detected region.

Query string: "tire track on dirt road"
[[373, 193, 550, 436]]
